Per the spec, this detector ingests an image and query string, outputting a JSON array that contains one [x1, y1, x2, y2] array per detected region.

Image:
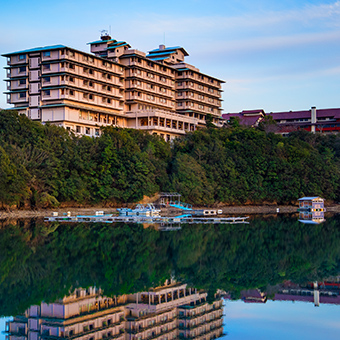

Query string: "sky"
[[224, 300, 340, 339], [0, 0, 339, 113]]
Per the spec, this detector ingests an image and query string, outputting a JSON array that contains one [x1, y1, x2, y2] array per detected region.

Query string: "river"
[[1, 213, 339, 339]]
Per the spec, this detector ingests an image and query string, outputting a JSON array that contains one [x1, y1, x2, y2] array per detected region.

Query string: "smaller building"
[[222, 109, 265, 127], [298, 197, 324, 212]]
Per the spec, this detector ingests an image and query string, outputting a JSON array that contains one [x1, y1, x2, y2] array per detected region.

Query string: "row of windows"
[[178, 102, 215, 112], [177, 71, 217, 84], [43, 89, 121, 106], [133, 70, 173, 84], [177, 82, 216, 93], [131, 57, 174, 73]]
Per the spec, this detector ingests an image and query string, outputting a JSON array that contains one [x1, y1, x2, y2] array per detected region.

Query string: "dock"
[[44, 213, 249, 225]]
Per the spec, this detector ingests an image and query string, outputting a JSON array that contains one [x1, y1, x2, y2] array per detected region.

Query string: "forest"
[[1, 215, 340, 316], [0, 110, 340, 208]]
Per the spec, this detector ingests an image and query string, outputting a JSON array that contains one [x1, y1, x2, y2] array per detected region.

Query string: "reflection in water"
[[298, 211, 325, 224], [5, 282, 224, 340], [224, 276, 340, 308]]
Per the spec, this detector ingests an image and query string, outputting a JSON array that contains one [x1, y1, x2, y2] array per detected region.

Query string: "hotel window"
[[89, 69, 94, 75], [76, 126, 81, 133], [178, 103, 182, 106], [83, 67, 89, 74], [69, 90, 74, 96], [89, 57, 94, 63], [95, 129, 100, 136], [89, 81, 93, 87], [19, 79, 26, 85], [44, 77, 51, 83], [102, 97, 106, 103], [19, 92, 27, 98], [61, 75, 65, 81], [83, 55, 88, 61], [178, 82, 182, 86], [86, 127, 90, 134], [102, 61, 106, 66], [61, 89, 65, 95], [69, 63, 75, 70], [107, 74, 111, 80], [84, 80, 88, 86], [107, 86, 111, 91], [160, 76, 166, 82], [83, 93, 88, 99], [61, 62, 65, 68], [43, 64, 51, 70], [19, 54, 26, 60], [69, 76, 74, 83], [69, 51, 75, 58], [107, 98, 111, 104], [89, 94, 94, 100], [19, 66, 26, 73], [43, 51, 51, 57], [44, 90, 50, 96]]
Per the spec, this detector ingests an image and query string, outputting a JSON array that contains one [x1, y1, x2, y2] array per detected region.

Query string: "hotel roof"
[[148, 46, 189, 56], [2, 45, 67, 56], [270, 108, 340, 120]]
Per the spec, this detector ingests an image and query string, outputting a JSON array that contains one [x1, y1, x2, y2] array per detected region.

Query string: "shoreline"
[[0, 204, 339, 220]]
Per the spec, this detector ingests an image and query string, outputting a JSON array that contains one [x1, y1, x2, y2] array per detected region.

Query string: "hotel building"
[[3, 34, 224, 140], [5, 283, 224, 340]]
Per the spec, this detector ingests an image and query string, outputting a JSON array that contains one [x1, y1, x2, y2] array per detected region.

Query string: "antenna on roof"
[[100, 29, 111, 41]]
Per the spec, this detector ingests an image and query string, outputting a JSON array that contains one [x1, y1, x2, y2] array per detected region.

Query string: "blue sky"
[[224, 300, 340, 339], [0, 0, 339, 113]]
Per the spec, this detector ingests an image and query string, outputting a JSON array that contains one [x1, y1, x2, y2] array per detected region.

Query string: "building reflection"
[[5, 281, 224, 340], [298, 211, 325, 224]]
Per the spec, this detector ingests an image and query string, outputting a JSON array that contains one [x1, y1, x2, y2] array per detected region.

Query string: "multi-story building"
[[5, 283, 224, 340], [2, 34, 224, 140]]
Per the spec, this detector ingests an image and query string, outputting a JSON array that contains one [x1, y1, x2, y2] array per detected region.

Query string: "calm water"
[[1, 214, 340, 339]]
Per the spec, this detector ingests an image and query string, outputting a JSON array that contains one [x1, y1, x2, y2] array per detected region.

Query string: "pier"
[[44, 212, 249, 225]]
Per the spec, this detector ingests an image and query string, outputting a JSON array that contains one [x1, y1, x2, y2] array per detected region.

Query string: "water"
[[1, 214, 340, 339]]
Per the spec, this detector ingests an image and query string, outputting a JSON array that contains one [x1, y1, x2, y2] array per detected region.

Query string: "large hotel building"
[[3, 34, 224, 140]]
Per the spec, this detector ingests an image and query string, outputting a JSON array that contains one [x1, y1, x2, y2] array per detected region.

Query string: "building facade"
[[3, 34, 224, 140]]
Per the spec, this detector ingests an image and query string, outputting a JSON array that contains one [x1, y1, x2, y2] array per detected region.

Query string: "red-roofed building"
[[222, 109, 265, 127], [223, 107, 340, 134]]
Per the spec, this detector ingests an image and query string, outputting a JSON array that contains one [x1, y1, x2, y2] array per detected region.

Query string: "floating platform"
[[44, 212, 249, 225]]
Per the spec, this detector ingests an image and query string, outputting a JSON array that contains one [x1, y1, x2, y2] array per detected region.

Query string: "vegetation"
[[1, 215, 340, 316], [0, 110, 340, 207]]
